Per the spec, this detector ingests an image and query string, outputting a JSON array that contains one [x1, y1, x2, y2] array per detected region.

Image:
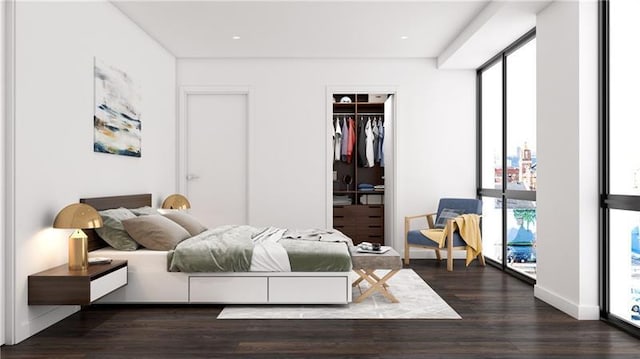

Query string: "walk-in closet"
[[332, 93, 392, 245]]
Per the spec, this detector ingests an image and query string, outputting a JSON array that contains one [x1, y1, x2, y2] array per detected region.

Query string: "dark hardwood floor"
[[2, 259, 638, 358]]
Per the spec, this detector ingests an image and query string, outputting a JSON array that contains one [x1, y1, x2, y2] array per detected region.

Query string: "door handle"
[[186, 174, 200, 180]]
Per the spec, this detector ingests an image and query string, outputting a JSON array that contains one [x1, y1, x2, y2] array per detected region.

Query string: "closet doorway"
[[179, 88, 249, 228], [328, 90, 395, 249]]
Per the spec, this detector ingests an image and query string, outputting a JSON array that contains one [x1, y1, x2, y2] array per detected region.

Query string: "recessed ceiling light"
[[232, 35, 241, 40], [400, 36, 409, 40]]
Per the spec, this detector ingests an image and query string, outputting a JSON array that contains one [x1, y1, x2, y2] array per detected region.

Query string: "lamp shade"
[[162, 194, 191, 210], [53, 203, 103, 229]]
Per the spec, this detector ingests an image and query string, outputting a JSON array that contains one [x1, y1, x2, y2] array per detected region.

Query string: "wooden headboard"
[[80, 193, 152, 251]]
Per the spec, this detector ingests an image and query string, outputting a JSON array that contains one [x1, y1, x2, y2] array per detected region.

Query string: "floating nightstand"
[[28, 260, 128, 305]]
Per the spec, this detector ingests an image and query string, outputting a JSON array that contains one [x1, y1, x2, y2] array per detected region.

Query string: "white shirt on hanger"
[[334, 118, 342, 161], [365, 117, 375, 167]]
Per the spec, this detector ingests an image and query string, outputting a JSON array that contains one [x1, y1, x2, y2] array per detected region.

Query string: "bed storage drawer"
[[269, 276, 348, 304], [189, 276, 268, 303]]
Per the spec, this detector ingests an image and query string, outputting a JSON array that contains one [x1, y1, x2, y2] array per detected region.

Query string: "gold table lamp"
[[53, 203, 103, 271], [161, 194, 191, 210]]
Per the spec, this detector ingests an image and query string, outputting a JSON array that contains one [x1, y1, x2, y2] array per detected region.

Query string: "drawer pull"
[[334, 215, 345, 218]]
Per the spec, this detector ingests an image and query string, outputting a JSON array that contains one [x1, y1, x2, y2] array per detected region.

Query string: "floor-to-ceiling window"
[[478, 29, 537, 282], [600, 0, 640, 337]]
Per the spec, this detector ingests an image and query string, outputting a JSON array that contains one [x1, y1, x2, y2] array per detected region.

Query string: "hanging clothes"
[[340, 116, 349, 162], [365, 117, 375, 167], [346, 117, 356, 163], [334, 118, 342, 162], [357, 116, 367, 167], [372, 118, 380, 163], [377, 118, 385, 167]]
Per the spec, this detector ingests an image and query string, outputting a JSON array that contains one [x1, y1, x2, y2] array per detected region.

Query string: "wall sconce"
[[161, 194, 191, 210], [53, 203, 103, 271]]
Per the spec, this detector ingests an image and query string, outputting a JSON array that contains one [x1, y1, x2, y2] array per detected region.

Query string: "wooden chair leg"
[[404, 218, 410, 265], [446, 220, 454, 271], [435, 249, 441, 261], [404, 242, 410, 266]]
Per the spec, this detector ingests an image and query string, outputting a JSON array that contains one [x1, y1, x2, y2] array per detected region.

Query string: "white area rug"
[[217, 269, 461, 319]]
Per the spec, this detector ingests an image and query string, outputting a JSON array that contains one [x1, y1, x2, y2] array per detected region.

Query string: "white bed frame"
[[81, 193, 352, 305], [91, 248, 352, 304]]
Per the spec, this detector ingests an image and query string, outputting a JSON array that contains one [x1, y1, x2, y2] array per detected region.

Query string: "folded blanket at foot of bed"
[[167, 225, 353, 272]]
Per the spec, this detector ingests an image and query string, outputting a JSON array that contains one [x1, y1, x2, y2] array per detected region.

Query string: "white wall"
[[7, 1, 176, 344], [178, 58, 476, 254], [535, 0, 599, 319]]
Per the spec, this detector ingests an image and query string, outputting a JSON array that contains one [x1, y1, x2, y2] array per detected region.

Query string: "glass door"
[[601, 0, 640, 335], [478, 29, 537, 282]]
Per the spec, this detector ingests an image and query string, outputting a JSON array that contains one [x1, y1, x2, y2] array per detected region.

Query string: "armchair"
[[404, 198, 485, 271]]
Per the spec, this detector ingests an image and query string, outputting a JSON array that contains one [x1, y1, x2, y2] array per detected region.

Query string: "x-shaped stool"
[[353, 268, 400, 303], [349, 246, 402, 303]]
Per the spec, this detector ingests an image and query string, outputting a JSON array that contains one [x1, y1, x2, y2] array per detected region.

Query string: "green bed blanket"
[[167, 225, 352, 272]]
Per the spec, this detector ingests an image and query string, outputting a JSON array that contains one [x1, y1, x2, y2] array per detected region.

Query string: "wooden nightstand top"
[[29, 260, 127, 279]]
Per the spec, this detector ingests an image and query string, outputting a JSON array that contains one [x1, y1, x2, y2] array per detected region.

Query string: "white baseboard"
[[534, 285, 599, 320], [15, 306, 78, 344]]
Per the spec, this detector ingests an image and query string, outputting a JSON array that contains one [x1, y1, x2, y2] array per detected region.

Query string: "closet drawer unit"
[[333, 222, 357, 231], [189, 276, 267, 303], [332, 214, 353, 227], [361, 225, 384, 235], [333, 205, 357, 217], [359, 214, 384, 225], [333, 205, 384, 245], [353, 206, 383, 225], [358, 205, 384, 216]]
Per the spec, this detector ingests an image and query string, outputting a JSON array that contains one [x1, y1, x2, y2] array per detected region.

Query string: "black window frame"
[[477, 28, 537, 285], [599, 0, 640, 339]]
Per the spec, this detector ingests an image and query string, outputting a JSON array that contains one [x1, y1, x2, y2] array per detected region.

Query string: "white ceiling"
[[438, 0, 550, 69], [112, 0, 490, 59]]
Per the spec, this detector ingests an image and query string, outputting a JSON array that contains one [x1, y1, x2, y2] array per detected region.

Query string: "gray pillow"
[[163, 211, 207, 236], [130, 206, 159, 216], [95, 208, 139, 250], [122, 215, 191, 250], [434, 208, 465, 229]]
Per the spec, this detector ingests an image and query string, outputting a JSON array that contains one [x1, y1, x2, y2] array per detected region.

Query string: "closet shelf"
[[333, 190, 384, 195], [333, 102, 383, 106]]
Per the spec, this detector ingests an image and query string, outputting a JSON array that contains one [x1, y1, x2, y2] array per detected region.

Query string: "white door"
[[185, 93, 248, 228], [384, 95, 394, 250]]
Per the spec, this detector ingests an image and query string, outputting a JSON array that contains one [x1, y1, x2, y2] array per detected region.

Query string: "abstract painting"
[[94, 58, 141, 157]]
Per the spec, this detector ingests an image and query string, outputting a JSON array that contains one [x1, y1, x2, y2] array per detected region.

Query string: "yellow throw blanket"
[[419, 214, 482, 266], [419, 228, 446, 247]]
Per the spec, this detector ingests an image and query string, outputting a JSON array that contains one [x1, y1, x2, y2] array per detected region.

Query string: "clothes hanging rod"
[[333, 113, 384, 116]]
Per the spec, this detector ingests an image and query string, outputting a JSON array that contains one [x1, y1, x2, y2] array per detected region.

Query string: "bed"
[[81, 194, 353, 304]]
